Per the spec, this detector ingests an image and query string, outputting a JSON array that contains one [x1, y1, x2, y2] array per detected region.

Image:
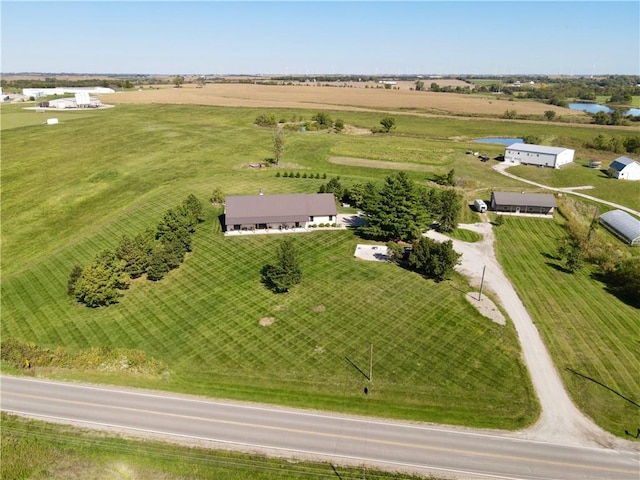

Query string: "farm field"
[[1, 100, 637, 437], [493, 217, 640, 436], [1, 413, 426, 480], [105, 82, 588, 118]]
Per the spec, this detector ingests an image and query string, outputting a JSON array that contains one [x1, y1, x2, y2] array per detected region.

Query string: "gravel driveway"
[[426, 222, 636, 451]]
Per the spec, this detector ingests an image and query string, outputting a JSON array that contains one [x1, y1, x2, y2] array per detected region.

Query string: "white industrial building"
[[504, 143, 575, 169], [23, 87, 115, 98]]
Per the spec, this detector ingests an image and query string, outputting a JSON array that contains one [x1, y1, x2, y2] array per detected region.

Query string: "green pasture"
[[2, 101, 636, 435], [1, 413, 427, 480], [493, 217, 640, 436]]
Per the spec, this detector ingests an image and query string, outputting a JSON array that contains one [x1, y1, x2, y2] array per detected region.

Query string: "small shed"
[[490, 192, 556, 215], [599, 210, 640, 246], [608, 157, 640, 181]]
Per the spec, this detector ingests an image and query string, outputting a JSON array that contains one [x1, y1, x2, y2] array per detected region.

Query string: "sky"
[[1, 1, 638, 75]]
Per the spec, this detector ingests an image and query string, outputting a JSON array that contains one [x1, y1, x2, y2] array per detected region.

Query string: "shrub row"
[[68, 194, 204, 307], [275, 172, 327, 179]]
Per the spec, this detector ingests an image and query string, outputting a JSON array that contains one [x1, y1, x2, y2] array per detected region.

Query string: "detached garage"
[[504, 143, 574, 169], [599, 210, 640, 246], [491, 192, 557, 215]]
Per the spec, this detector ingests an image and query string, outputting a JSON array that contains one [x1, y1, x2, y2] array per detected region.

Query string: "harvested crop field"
[[103, 83, 584, 117]]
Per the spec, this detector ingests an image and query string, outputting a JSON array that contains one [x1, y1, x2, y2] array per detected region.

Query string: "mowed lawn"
[[494, 217, 640, 436], [1, 103, 538, 428]]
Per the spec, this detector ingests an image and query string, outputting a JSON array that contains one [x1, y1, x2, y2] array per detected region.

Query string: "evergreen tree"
[[261, 238, 302, 293], [73, 251, 129, 307], [359, 172, 427, 241]]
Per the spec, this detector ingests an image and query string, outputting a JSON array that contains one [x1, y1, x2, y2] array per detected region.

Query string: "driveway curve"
[[493, 164, 640, 217], [425, 222, 636, 451]]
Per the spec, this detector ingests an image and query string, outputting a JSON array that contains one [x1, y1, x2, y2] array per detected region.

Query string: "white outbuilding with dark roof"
[[608, 156, 640, 181], [490, 192, 557, 215], [224, 193, 337, 232], [599, 210, 640, 246], [504, 143, 574, 169]]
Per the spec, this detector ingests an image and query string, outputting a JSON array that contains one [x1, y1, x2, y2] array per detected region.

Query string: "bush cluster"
[[0, 338, 167, 375], [68, 194, 204, 307], [584, 134, 640, 154]]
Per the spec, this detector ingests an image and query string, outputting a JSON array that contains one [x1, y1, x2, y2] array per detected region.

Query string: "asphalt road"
[[2, 376, 638, 480]]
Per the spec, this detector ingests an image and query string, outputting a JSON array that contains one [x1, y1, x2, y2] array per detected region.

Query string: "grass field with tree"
[[1, 100, 637, 439]]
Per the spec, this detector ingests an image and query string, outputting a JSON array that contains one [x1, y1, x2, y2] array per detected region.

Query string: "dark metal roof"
[[225, 193, 337, 225], [492, 192, 557, 208], [609, 156, 639, 172]]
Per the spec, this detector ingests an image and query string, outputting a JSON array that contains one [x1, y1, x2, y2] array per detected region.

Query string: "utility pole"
[[369, 344, 373, 382], [479, 265, 486, 301]]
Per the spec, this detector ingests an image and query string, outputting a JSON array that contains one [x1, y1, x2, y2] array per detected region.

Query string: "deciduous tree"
[[273, 128, 285, 165], [380, 116, 396, 133], [408, 237, 460, 281]]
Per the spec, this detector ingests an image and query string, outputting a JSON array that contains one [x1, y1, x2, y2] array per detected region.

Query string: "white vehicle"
[[474, 199, 488, 213]]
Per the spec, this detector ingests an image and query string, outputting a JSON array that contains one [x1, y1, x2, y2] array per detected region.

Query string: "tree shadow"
[[591, 271, 640, 308], [545, 262, 572, 274], [541, 252, 561, 261], [566, 367, 640, 408]]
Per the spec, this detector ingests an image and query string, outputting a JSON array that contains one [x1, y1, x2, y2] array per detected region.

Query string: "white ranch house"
[[504, 143, 574, 169], [224, 193, 337, 232]]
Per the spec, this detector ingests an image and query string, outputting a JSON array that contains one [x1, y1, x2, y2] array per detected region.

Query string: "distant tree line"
[[584, 134, 640, 154], [68, 194, 204, 307], [0, 77, 145, 91]]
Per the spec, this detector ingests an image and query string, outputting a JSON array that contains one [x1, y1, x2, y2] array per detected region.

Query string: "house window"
[[329, 215, 333, 221], [310, 216, 314, 222]]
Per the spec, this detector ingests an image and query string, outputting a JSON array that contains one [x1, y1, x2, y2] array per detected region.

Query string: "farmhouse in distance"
[[224, 193, 337, 233], [504, 143, 575, 169]]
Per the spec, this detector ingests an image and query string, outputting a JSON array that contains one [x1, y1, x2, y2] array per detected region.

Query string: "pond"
[[473, 137, 523, 145], [568, 103, 640, 116]]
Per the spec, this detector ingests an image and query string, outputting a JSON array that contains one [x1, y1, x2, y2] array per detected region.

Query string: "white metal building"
[[23, 87, 115, 98], [504, 143, 575, 169], [608, 157, 640, 181]]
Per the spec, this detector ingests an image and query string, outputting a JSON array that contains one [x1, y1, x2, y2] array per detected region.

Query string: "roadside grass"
[[0, 413, 428, 480], [493, 217, 640, 437]]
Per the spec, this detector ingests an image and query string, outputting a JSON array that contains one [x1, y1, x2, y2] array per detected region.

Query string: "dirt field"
[[102, 83, 584, 117]]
